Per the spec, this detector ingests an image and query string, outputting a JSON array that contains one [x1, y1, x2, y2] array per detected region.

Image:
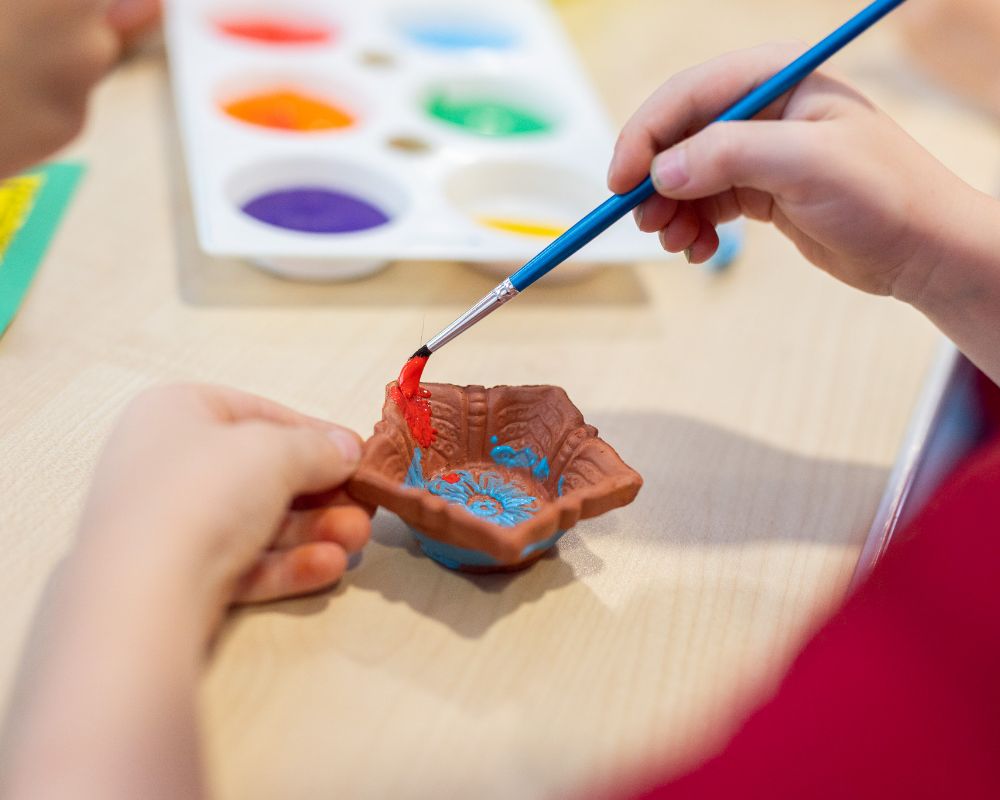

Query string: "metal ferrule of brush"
[[425, 278, 519, 353]]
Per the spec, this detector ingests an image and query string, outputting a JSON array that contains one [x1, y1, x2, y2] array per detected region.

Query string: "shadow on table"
[[343, 513, 603, 640], [335, 410, 888, 638], [588, 410, 889, 548], [175, 248, 651, 311]]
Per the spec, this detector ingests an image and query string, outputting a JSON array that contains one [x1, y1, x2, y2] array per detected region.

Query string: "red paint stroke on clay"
[[390, 355, 436, 447]]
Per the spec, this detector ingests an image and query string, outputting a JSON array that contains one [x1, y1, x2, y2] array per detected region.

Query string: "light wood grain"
[[1, 1, 997, 797]]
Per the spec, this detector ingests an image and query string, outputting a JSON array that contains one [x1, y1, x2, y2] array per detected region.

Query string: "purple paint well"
[[241, 186, 390, 233]]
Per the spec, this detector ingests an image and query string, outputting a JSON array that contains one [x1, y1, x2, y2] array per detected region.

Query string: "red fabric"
[[634, 437, 1000, 799]]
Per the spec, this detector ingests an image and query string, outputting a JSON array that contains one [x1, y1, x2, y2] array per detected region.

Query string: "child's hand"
[[107, 0, 161, 49], [0, 0, 162, 178], [76, 384, 371, 635], [0, 0, 119, 176], [2, 386, 369, 797], [607, 43, 989, 305]]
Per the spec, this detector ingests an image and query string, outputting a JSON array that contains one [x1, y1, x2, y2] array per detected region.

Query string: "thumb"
[[254, 423, 363, 496], [650, 120, 820, 202]]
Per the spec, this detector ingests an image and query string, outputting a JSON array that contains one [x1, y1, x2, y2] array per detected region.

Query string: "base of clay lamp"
[[409, 525, 563, 573], [349, 383, 642, 574]]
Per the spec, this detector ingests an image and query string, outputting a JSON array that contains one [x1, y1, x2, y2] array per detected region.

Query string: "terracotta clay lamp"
[[349, 383, 643, 572]]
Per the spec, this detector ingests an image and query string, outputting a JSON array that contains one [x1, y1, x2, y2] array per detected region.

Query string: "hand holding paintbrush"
[[406, 0, 909, 365]]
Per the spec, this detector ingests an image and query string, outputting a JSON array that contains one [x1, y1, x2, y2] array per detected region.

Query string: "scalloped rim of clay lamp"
[[348, 383, 643, 572]]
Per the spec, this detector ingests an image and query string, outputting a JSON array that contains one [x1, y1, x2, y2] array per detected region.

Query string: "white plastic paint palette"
[[167, 0, 664, 280]]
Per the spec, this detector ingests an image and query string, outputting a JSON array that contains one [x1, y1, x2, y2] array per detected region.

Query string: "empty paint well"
[[228, 158, 404, 235], [214, 16, 333, 45], [359, 50, 396, 68], [386, 135, 433, 155], [222, 88, 355, 132], [424, 79, 555, 137]]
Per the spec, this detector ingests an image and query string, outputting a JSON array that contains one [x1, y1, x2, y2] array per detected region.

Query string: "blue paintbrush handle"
[[509, 0, 907, 292]]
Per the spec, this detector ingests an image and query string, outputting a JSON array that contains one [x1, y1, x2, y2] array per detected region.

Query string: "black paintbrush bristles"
[[412, 344, 432, 360]]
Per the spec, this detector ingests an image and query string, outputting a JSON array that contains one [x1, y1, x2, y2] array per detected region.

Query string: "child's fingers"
[[686, 220, 721, 265], [106, 0, 161, 37], [198, 385, 367, 494], [140, 383, 339, 434], [634, 194, 678, 233], [278, 426, 363, 494], [608, 41, 808, 194], [240, 422, 363, 495], [292, 487, 376, 516], [275, 505, 372, 554], [658, 202, 701, 253], [197, 384, 333, 430], [650, 120, 820, 204], [313, 505, 371, 553], [233, 542, 348, 605]]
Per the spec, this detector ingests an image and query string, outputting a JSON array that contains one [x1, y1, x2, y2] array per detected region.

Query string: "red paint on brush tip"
[[390, 355, 436, 447], [397, 354, 427, 399]]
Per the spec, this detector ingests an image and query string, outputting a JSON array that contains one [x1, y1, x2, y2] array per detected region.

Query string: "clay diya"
[[349, 383, 643, 572]]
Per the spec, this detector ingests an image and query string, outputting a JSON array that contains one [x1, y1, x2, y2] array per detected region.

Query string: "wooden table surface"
[[2, 1, 998, 798]]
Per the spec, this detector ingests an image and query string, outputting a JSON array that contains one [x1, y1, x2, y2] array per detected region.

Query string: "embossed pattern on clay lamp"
[[348, 383, 643, 572]]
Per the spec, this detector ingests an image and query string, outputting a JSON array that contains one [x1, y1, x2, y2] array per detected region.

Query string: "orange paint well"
[[223, 90, 355, 132]]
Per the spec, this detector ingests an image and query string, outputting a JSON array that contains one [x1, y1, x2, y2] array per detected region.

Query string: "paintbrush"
[[409, 0, 907, 364]]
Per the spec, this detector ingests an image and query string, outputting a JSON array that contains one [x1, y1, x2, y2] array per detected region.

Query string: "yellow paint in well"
[[477, 216, 567, 238]]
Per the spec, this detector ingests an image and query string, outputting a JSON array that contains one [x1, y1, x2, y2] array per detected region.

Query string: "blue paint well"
[[403, 21, 517, 51]]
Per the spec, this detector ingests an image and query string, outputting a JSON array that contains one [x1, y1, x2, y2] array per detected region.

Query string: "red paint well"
[[390, 355, 436, 448], [216, 18, 333, 45], [441, 473, 460, 484]]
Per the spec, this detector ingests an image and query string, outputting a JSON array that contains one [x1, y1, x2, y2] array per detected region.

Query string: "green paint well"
[[425, 92, 552, 137]]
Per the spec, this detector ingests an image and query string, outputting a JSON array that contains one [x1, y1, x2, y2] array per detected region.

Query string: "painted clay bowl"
[[348, 383, 643, 572]]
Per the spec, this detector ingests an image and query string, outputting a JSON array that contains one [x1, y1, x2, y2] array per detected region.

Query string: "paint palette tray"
[[166, 0, 667, 280]]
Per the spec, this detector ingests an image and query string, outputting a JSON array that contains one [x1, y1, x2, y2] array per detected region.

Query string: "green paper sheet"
[[0, 162, 85, 338]]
